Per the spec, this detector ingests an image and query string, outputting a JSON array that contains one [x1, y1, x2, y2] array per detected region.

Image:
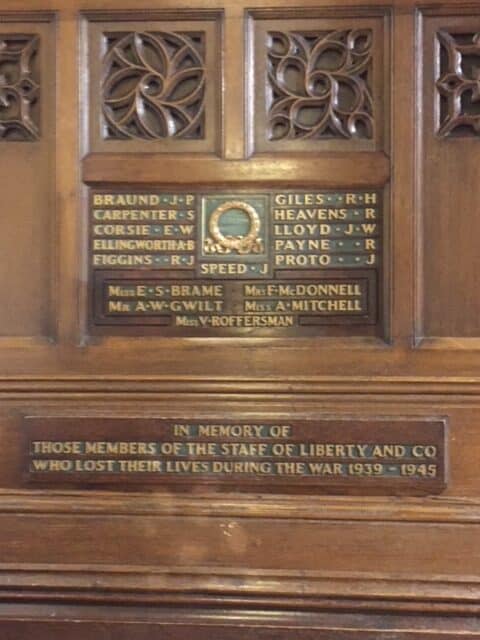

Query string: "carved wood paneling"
[[436, 29, 480, 137], [251, 12, 388, 154], [86, 15, 221, 154], [0, 33, 40, 141], [266, 29, 374, 141], [102, 31, 206, 140], [2, 1, 480, 635]]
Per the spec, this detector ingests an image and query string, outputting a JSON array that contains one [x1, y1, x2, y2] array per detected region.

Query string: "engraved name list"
[[90, 189, 382, 336]]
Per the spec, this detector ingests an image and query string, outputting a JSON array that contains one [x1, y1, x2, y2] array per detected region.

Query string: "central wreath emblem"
[[204, 200, 264, 255]]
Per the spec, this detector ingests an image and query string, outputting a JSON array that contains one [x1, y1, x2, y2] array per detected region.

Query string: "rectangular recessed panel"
[[420, 14, 480, 338], [24, 416, 447, 494], [89, 188, 382, 337], [0, 20, 55, 337]]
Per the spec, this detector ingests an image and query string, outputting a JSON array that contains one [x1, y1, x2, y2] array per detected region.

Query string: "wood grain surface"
[[1, 0, 480, 636]]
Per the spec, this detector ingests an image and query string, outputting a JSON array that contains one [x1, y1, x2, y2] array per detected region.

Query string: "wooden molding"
[[83, 152, 391, 185], [0, 490, 479, 523]]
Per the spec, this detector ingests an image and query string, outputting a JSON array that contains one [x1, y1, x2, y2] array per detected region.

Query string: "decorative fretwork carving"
[[266, 29, 374, 141], [436, 30, 480, 137], [0, 34, 40, 141], [102, 31, 206, 140]]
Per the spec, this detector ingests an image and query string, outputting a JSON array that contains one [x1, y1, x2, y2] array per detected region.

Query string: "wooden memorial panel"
[[0, 0, 479, 637]]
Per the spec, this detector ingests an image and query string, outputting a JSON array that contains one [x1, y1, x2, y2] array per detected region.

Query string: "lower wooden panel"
[[1, 512, 479, 576], [0, 394, 478, 631], [0, 491, 480, 610]]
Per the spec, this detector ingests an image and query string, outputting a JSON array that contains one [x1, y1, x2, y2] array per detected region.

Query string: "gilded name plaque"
[[25, 417, 447, 495], [90, 189, 382, 336]]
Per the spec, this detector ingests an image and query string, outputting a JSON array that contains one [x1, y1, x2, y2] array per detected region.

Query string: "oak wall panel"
[[418, 11, 480, 340], [0, 0, 479, 635], [0, 16, 56, 339]]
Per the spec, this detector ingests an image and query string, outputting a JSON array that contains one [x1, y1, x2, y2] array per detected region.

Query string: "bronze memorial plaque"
[[24, 417, 446, 495], [90, 189, 382, 336]]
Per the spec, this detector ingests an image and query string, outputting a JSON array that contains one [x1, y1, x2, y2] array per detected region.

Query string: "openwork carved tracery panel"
[[0, 34, 40, 141], [102, 31, 206, 140], [436, 30, 480, 137], [266, 29, 374, 141]]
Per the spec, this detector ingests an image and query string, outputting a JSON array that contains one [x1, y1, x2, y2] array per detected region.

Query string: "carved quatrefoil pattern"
[[266, 29, 374, 141], [102, 31, 206, 140], [0, 34, 40, 141], [436, 30, 480, 137]]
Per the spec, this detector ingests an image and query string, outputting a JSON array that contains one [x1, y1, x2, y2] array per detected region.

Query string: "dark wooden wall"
[[1, 0, 480, 636]]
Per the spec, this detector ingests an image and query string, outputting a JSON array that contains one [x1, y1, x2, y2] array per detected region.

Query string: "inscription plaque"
[[25, 417, 446, 495], [90, 189, 382, 336]]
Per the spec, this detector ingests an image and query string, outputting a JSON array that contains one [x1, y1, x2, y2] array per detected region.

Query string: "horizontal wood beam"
[[83, 153, 390, 188]]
